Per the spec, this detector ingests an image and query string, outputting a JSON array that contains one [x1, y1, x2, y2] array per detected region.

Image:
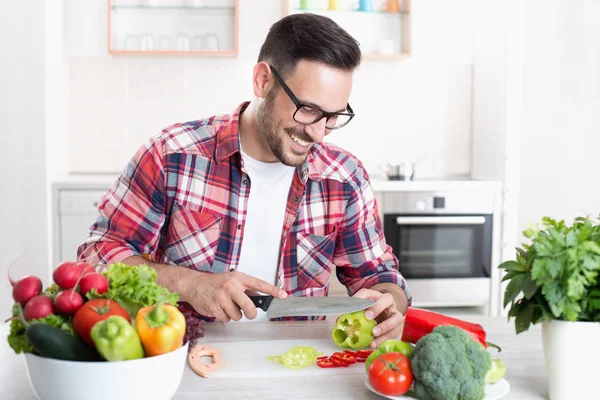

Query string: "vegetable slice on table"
[[331, 310, 376, 349], [91, 315, 145, 361], [267, 346, 320, 369], [135, 302, 186, 356]]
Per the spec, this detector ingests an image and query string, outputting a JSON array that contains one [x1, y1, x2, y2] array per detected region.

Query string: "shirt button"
[[237, 224, 242, 230], [294, 196, 300, 203], [242, 179, 248, 185], [229, 267, 235, 272]]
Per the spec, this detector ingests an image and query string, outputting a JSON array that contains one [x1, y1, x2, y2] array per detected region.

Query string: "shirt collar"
[[214, 101, 322, 183]]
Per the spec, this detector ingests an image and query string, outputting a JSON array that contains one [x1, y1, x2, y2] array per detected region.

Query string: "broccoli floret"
[[410, 325, 492, 400]]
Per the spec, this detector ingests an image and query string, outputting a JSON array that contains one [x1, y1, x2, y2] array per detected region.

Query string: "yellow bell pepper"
[[135, 302, 186, 357]]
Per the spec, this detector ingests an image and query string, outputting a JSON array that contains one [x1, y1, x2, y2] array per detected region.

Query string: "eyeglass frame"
[[268, 64, 355, 130]]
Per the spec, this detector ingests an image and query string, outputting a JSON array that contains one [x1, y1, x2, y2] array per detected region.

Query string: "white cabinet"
[[52, 184, 111, 265]]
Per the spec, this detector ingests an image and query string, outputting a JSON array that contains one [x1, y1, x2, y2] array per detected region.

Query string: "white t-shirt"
[[237, 149, 296, 321]]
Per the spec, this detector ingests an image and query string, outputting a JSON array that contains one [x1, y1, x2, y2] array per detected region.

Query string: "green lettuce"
[[90, 262, 179, 317]]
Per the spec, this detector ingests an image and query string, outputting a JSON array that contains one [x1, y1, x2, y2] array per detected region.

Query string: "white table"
[[0, 317, 548, 400]]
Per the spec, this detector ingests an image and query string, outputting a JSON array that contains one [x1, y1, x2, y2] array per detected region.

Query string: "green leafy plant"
[[499, 215, 600, 334]]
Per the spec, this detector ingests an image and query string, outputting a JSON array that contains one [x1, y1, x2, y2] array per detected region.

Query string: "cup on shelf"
[[386, 0, 400, 13], [299, 0, 312, 10], [358, 0, 372, 12], [328, 0, 340, 11], [140, 33, 155, 51], [176, 34, 191, 51], [203, 33, 220, 51], [158, 35, 173, 51]]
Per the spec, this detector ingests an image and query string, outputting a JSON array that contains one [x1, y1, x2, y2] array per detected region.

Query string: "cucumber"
[[26, 323, 103, 362]]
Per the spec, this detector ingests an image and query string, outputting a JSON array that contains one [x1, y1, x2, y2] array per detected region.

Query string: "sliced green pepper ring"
[[267, 346, 320, 369]]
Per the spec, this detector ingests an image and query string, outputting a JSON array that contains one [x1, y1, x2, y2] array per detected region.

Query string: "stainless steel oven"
[[380, 190, 496, 308]]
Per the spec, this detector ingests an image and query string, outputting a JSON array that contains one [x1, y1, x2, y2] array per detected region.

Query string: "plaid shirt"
[[77, 102, 411, 320]]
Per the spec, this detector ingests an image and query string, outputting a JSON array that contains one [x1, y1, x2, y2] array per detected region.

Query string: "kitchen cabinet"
[[107, 0, 239, 56], [284, 0, 412, 60]]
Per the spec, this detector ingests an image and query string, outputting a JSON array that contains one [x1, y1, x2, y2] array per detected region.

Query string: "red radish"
[[79, 273, 108, 296], [54, 289, 84, 316], [53, 261, 82, 290], [76, 262, 96, 276], [23, 295, 54, 321], [12, 276, 43, 306]]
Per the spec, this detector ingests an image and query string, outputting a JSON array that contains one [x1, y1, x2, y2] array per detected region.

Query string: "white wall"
[[60, 0, 479, 180], [0, 1, 49, 319], [517, 0, 600, 235]]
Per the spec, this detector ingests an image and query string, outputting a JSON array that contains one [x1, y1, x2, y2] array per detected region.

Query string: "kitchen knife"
[[249, 295, 375, 319]]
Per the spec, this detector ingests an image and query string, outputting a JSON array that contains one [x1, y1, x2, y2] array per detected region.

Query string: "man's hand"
[[184, 271, 287, 322], [122, 256, 287, 322], [352, 285, 408, 349]]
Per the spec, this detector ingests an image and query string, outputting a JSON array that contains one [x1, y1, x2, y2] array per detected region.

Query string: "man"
[[77, 13, 411, 349]]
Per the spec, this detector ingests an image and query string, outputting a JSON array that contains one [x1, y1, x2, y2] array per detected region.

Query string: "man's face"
[[256, 60, 353, 167]]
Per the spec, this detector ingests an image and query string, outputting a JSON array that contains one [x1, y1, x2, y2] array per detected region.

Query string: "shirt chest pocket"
[[296, 227, 337, 289], [164, 202, 222, 271]]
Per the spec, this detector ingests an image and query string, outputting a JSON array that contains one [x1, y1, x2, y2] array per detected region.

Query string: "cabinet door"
[[58, 190, 108, 263]]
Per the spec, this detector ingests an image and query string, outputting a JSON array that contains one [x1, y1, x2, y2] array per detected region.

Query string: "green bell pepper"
[[364, 339, 414, 372], [267, 346, 321, 369], [331, 310, 377, 349], [90, 315, 145, 361]]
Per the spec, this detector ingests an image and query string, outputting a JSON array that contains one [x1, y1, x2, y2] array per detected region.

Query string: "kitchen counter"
[[1, 317, 548, 400]]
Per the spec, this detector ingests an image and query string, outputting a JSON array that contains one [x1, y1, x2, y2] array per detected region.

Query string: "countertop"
[[1, 317, 547, 400]]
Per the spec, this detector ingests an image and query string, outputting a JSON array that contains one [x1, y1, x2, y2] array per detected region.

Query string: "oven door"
[[383, 214, 493, 279]]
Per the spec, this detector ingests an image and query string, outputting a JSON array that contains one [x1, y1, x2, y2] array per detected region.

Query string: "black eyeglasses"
[[269, 65, 355, 130]]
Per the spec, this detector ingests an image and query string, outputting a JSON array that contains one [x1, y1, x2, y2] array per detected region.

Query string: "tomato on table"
[[368, 352, 413, 397]]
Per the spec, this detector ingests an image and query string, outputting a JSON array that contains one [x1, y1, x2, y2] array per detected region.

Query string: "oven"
[[380, 190, 496, 308]]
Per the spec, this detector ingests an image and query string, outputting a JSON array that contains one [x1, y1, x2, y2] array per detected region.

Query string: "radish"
[[12, 276, 43, 306], [79, 273, 108, 296], [54, 289, 84, 316], [53, 261, 82, 290], [23, 295, 54, 321], [76, 262, 96, 277]]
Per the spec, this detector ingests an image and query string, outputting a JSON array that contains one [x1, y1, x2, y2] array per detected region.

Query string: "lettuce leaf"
[[90, 262, 179, 318]]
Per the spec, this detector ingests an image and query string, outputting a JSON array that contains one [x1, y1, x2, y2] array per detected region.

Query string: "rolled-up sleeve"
[[77, 134, 167, 265], [333, 164, 412, 306]]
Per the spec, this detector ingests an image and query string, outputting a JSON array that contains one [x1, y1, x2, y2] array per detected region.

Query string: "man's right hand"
[[183, 271, 288, 322]]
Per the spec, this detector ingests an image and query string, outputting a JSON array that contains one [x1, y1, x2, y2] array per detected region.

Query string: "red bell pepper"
[[401, 307, 501, 351]]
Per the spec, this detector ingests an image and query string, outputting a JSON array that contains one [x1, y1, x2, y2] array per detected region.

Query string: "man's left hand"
[[352, 288, 405, 349]]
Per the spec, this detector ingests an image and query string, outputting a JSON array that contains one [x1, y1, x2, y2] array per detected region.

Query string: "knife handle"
[[249, 295, 273, 311]]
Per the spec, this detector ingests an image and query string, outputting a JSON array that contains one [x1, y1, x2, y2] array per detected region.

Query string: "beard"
[[256, 89, 313, 167]]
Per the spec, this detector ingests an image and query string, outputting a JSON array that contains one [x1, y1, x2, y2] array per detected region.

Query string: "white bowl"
[[23, 342, 189, 400]]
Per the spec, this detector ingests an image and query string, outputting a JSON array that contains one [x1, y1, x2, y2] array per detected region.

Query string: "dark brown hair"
[[257, 13, 361, 79]]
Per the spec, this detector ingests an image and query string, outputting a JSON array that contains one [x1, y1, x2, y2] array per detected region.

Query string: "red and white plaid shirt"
[[78, 102, 411, 320]]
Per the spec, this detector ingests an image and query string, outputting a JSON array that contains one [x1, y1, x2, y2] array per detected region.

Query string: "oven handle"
[[395, 216, 487, 225]]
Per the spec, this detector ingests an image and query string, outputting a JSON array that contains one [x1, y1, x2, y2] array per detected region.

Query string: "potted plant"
[[499, 215, 600, 400]]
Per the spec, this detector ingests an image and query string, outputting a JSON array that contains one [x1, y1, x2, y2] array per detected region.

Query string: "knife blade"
[[249, 295, 375, 319]]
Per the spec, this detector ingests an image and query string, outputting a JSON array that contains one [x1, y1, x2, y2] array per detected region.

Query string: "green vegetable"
[[485, 358, 506, 384], [499, 215, 600, 334], [26, 323, 102, 362], [90, 263, 179, 318], [267, 346, 320, 369], [90, 315, 145, 361], [7, 302, 75, 355], [331, 310, 376, 349], [410, 325, 492, 400], [364, 339, 413, 372]]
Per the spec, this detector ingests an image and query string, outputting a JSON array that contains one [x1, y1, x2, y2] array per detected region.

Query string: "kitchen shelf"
[[108, 0, 239, 56], [284, 0, 412, 60]]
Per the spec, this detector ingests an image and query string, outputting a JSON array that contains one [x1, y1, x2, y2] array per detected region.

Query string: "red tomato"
[[72, 298, 130, 346], [368, 352, 413, 397]]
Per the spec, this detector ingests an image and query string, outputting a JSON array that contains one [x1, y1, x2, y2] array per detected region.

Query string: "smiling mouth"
[[287, 131, 312, 147]]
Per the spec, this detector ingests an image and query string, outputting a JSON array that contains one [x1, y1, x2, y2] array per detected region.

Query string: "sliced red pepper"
[[317, 358, 336, 368], [356, 358, 366, 363], [331, 352, 357, 365], [356, 349, 374, 358], [331, 357, 350, 367], [343, 350, 357, 356]]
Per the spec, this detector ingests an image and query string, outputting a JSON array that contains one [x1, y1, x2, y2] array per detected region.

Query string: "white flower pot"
[[542, 320, 600, 400]]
